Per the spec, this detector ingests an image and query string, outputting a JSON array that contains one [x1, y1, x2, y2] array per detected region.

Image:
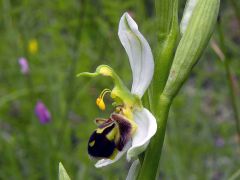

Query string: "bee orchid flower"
[[77, 12, 157, 168]]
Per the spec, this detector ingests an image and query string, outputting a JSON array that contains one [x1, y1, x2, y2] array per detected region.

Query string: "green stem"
[[229, 0, 240, 27], [151, 0, 179, 108], [224, 61, 240, 140], [137, 95, 171, 180], [137, 0, 178, 178], [217, 21, 240, 141]]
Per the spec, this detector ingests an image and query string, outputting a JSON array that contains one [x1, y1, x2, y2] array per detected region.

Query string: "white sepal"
[[118, 12, 154, 98], [127, 108, 157, 160]]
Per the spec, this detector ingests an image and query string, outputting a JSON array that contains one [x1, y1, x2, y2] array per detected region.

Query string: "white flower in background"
[[77, 12, 157, 168]]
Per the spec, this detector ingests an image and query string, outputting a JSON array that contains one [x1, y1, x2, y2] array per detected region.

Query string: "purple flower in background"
[[18, 57, 29, 74], [18, 57, 29, 75], [35, 101, 51, 124], [215, 137, 225, 147]]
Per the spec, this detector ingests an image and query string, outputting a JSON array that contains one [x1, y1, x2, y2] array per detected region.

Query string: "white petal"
[[127, 108, 157, 160], [118, 12, 154, 98], [126, 159, 141, 180], [180, 0, 198, 34], [95, 141, 131, 168]]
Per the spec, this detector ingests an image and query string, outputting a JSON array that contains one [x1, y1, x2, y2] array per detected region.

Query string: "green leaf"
[[229, 168, 240, 180], [59, 162, 71, 180]]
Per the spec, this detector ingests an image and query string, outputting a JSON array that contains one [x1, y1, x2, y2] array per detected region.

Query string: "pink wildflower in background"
[[35, 101, 51, 124], [18, 57, 29, 75]]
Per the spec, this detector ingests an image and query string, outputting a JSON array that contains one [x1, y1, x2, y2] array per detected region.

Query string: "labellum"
[[88, 113, 135, 160]]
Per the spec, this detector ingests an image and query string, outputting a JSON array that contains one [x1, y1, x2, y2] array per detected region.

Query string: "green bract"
[[163, 0, 220, 99]]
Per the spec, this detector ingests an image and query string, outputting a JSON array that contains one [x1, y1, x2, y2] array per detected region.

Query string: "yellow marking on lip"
[[96, 128, 105, 134], [95, 118, 107, 125], [96, 123, 114, 134], [89, 140, 95, 147], [109, 148, 118, 160], [106, 125, 120, 142]]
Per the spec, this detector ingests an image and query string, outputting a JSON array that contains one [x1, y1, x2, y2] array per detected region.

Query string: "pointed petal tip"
[[94, 155, 122, 168], [59, 162, 63, 168], [119, 12, 138, 32], [95, 159, 110, 168], [58, 162, 71, 180], [122, 12, 129, 18]]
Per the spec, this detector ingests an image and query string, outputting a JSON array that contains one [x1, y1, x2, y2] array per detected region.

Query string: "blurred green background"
[[1, 0, 240, 179]]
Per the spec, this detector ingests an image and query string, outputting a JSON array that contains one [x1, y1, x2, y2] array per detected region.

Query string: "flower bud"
[[163, 0, 220, 99]]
